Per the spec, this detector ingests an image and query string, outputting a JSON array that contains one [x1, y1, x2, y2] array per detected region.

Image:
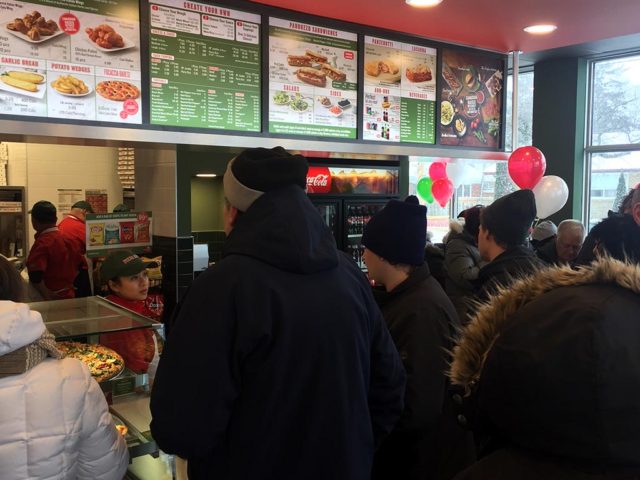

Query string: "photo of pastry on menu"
[[0, 0, 141, 123], [268, 17, 358, 139], [439, 48, 504, 148]]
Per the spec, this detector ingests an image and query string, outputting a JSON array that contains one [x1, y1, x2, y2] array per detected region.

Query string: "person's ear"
[[633, 202, 640, 226]]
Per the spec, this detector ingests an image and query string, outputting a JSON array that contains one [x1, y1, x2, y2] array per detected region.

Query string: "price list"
[[149, 0, 260, 131]]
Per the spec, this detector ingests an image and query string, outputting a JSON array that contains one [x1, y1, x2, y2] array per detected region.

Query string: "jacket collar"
[[374, 263, 431, 306], [450, 257, 640, 392]]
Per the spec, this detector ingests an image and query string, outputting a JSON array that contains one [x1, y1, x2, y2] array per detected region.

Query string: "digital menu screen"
[[0, 0, 142, 123], [149, 0, 260, 132], [439, 48, 504, 148], [362, 36, 436, 144], [268, 17, 358, 139]]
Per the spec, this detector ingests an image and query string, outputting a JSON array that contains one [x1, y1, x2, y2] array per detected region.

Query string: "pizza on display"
[[57, 341, 125, 382], [96, 80, 140, 101]]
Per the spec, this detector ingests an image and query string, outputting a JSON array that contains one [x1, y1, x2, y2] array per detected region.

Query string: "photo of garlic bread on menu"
[[0, 70, 46, 98]]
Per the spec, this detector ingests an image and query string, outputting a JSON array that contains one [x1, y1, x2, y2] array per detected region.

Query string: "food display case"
[[28, 296, 178, 480]]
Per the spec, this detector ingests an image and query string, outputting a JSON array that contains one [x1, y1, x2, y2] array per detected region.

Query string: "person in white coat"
[[0, 297, 129, 479]]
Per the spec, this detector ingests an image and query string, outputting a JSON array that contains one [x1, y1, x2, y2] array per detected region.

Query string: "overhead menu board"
[[268, 17, 358, 139], [0, 0, 142, 123], [439, 48, 504, 148], [362, 36, 436, 144], [149, 0, 261, 132]]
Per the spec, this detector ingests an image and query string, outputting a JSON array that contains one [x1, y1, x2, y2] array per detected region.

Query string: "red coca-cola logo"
[[306, 166, 332, 194]]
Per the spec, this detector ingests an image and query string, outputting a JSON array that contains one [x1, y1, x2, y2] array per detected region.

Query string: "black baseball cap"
[[29, 200, 57, 223], [101, 250, 158, 282], [72, 200, 94, 213]]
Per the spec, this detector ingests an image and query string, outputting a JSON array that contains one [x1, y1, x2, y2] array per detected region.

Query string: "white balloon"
[[532, 175, 569, 219], [446, 162, 466, 188]]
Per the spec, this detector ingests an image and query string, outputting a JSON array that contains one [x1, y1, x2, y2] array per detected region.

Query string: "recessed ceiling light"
[[196, 173, 217, 178], [406, 0, 444, 7], [523, 24, 557, 34]]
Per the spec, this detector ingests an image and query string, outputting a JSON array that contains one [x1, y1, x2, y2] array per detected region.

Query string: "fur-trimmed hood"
[[450, 257, 640, 390], [449, 257, 640, 467]]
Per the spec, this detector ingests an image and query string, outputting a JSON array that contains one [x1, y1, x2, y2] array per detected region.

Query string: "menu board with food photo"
[[439, 49, 504, 148], [268, 17, 358, 139], [363, 36, 436, 144], [0, 0, 141, 123], [85, 211, 152, 258], [149, 0, 260, 132]]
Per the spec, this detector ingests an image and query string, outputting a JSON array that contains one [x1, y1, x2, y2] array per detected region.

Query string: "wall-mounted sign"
[[439, 48, 504, 148], [86, 211, 152, 258], [149, 0, 261, 132], [0, 0, 142, 123], [268, 17, 358, 139], [362, 36, 436, 144]]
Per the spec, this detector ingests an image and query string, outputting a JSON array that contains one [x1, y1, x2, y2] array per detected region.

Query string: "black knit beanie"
[[481, 189, 536, 247], [223, 147, 308, 211], [362, 195, 427, 266]]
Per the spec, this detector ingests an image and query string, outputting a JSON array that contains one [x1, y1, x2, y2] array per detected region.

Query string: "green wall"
[[191, 176, 225, 231], [532, 57, 588, 222]]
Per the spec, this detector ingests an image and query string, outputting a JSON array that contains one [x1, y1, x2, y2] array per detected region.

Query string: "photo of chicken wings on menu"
[[6, 11, 59, 43], [86, 24, 125, 49]]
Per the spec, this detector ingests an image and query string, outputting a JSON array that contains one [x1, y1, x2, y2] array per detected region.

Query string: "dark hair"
[[618, 189, 636, 214], [462, 206, 483, 239], [590, 214, 640, 263], [0, 256, 25, 302]]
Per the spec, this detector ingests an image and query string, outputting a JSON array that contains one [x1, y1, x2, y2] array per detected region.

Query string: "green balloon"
[[417, 177, 434, 204]]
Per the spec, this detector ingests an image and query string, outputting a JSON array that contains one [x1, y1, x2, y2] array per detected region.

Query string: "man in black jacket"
[[363, 196, 475, 480], [475, 189, 542, 301], [150, 147, 405, 480]]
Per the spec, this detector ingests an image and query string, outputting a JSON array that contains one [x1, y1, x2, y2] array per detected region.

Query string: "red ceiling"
[[249, 0, 640, 53]]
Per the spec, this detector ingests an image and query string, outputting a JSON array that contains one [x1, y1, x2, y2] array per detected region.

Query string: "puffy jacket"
[[0, 301, 129, 480], [450, 258, 640, 479], [444, 221, 485, 322]]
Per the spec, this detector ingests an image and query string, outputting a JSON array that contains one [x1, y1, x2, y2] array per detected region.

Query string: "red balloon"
[[432, 178, 454, 207], [508, 146, 546, 189], [429, 162, 448, 181]]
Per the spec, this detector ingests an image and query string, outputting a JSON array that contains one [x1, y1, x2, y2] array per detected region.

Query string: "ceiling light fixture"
[[405, 0, 444, 7], [523, 24, 557, 34], [196, 173, 217, 178]]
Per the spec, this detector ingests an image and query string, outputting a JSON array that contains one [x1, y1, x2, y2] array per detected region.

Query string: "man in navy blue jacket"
[[150, 147, 406, 480]]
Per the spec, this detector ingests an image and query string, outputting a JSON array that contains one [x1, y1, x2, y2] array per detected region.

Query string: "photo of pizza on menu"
[[439, 49, 504, 148]]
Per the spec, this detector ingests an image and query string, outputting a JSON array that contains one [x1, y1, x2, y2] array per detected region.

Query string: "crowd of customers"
[[1, 147, 640, 480]]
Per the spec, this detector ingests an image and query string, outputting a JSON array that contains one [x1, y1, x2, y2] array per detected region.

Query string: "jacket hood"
[[223, 185, 339, 274], [0, 301, 45, 356], [450, 257, 640, 466]]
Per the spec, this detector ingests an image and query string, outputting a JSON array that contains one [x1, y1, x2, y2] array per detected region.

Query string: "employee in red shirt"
[[26, 201, 80, 300], [100, 250, 160, 374], [58, 200, 93, 297]]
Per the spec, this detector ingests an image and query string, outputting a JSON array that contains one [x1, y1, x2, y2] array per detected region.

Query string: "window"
[[505, 70, 534, 151], [409, 158, 517, 243], [585, 54, 640, 230]]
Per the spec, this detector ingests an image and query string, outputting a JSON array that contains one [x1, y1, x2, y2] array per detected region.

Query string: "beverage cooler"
[[307, 164, 400, 271]]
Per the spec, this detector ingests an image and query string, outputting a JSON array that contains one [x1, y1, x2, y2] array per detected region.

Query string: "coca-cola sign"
[[306, 166, 332, 194]]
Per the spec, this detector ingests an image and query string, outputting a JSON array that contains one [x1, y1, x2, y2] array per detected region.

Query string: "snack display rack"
[[28, 296, 177, 480]]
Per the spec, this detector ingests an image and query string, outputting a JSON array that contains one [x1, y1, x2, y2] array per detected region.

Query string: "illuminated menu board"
[[268, 17, 358, 139], [439, 48, 504, 148], [362, 35, 436, 144], [0, 0, 142, 123], [149, 0, 261, 131]]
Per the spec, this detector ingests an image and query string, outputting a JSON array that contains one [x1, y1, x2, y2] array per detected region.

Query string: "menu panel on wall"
[[268, 17, 358, 139], [148, 0, 260, 131], [362, 36, 436, 144], [0, 0, 141, 123], [439, 49, 504, 148]]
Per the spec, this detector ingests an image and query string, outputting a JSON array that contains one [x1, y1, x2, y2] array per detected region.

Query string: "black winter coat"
[[150, 185, 406, 480], [534, 238, 560, 265], [372, 264, 475, 480], [475, 246, 542, 302], [444, 230, 484, 322], [450, 258, 640, 480]]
